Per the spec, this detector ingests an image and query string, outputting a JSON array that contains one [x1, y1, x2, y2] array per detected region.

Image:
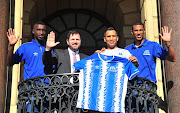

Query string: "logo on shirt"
[[118, 53, 123, 55], [109, 66, 117, 72], [143, 50, 150, 55], [33, 52, 38, 56]]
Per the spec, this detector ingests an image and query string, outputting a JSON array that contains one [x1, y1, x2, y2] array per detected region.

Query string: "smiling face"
[[66, 33, 81, 51], [104, 30, 119, 49], [131, 25, 145, 42], [32, 24, 46, 42]]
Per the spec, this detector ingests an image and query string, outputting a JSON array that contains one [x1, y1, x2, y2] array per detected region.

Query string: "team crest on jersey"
[[109, 66, 117, 72], [118, 53, 123, 55], [33, 52, 38, 56], [143, 50, 150, 55]]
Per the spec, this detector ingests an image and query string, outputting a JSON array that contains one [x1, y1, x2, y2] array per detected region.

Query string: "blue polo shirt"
[[14, 39, 46, 80], [125, 38, 168, 82]]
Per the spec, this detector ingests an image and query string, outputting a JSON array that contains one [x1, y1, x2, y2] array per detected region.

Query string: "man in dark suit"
[[43, 30, 88, 113], [43, 30, 88, 74]]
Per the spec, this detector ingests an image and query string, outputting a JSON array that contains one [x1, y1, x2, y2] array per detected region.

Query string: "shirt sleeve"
[[124, 49, 132, 59], [13, 45, 26, 63], [73, 53, 97, 71], [73, 59, 86, 71], [125, 61, 139, 80], [153, 42, 168, 60]]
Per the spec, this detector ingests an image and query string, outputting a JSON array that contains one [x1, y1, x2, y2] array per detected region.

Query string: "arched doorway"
[[42, 9, 113, 55]]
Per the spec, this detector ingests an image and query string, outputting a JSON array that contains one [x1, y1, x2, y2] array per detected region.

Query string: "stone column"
[[160, 0, 180, 113], [10, 0, 23, 112], [0, 0, 9, 112]]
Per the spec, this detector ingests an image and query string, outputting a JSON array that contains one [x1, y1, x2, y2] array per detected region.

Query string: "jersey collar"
[[132, 38, 148, 49], [31, 39, 45, 47]]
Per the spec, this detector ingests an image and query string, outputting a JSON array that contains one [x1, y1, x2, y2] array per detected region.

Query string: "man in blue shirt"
[[7, 21, 49, 80], [7, 21, 51, 112], [125, 21, 176, 82]]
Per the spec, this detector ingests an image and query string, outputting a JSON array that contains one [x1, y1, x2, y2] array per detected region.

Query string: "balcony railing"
[[17, 73, 159, 113]]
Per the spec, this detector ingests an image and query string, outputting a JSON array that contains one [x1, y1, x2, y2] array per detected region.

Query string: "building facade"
[[0, 0, 179, 113]]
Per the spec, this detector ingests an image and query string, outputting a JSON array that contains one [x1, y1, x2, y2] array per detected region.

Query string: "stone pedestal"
[[0, 0, 10, 112], [160, 0, 180, 113]]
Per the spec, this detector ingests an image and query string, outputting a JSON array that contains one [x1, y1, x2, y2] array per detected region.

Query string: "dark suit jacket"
[[43, 49, 88, 74]]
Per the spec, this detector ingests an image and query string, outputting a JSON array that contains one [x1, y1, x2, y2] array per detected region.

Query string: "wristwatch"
[[165, 43, 171, 48]]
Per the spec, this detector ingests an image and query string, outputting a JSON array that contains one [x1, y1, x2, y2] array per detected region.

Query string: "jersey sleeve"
[[73, 59, 86, 71], [124, 49, 132, 59], [124, 61, 139, 80], [153, 42, 168, 60], [13, 45, 26, 63]]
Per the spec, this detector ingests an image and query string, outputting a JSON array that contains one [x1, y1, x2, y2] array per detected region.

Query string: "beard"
[[35, 36, 46, 46], [69, 45, 79, 52]]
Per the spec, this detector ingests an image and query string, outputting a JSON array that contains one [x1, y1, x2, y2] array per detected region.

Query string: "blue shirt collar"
[[132, 38, 148, 49], [31, 39, 45, 47]]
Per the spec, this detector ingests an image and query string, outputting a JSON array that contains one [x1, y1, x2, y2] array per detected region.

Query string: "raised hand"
[[7, 28, 20, 46], [46, 31, 60, 50], [159, 26, 172, 43]]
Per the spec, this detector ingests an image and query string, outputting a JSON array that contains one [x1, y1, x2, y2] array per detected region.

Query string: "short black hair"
[[33, 21, 46, 28], [67, 30, 80, 39], [104, 27, 118, 37], [132, 21, 145, 31]]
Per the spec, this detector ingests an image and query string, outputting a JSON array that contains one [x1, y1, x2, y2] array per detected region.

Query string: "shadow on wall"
[[158, 81, 174, 112]]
